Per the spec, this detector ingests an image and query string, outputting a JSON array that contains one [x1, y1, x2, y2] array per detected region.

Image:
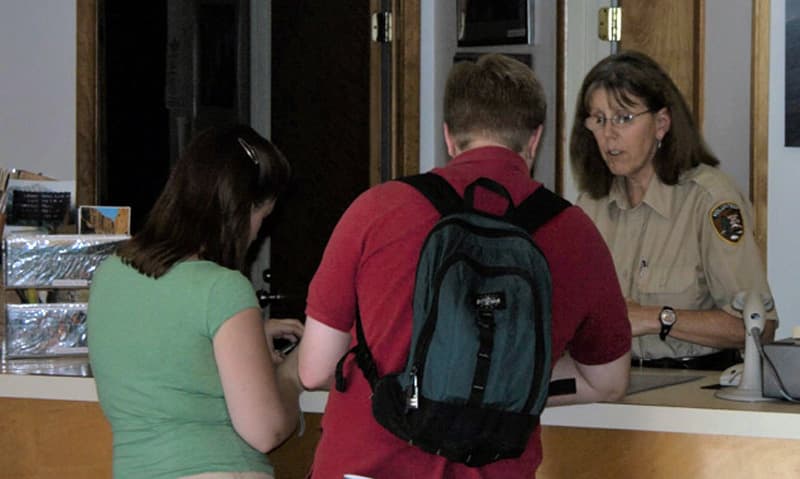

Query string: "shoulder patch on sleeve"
[[710, 201, 744, 243]]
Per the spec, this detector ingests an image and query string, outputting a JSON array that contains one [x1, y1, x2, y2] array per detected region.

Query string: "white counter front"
[[0, 357, 331, 412], [543, 367, 800, 440], [2, 360, 799, 441]]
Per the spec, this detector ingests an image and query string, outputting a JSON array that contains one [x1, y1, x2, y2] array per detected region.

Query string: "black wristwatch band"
[[658, 306, 677, 341]]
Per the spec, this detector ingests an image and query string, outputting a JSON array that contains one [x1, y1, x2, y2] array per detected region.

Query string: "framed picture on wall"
[[78, 206, 131, 235], [457, 0, 531, 47]]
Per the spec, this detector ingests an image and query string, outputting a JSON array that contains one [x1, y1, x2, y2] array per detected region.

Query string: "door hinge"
[[371, 11, 392, 43], [598, 7, 622, 42]]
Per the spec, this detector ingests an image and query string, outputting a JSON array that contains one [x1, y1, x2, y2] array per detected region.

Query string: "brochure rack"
[[2, 234, 128, 359]]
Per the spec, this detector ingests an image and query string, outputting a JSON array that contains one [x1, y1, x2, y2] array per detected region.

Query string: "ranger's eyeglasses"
[[584, 110, 653, 132]]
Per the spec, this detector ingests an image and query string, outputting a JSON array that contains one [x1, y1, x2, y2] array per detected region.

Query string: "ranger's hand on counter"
[[626, 299, 769, 349]]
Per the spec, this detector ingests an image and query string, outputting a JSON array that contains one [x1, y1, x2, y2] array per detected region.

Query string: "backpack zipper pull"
[[406, 367, 419, 411]]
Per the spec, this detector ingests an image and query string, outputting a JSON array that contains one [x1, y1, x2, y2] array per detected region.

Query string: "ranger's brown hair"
[[570, 50, 718, 198]]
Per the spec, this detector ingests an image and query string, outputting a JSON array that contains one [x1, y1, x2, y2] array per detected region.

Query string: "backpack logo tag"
[[474, 292, 506, 311]]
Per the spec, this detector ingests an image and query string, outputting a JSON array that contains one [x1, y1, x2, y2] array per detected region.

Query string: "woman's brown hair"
[[117, 124, 291, 277], [570, 50, 718, 198]]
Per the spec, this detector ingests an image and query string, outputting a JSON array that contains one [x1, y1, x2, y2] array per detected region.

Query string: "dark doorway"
[[265, 1, 371, 318], [99, 1, 171, 233], [98, 1, 371, 317], [100, 0, 251, 233]]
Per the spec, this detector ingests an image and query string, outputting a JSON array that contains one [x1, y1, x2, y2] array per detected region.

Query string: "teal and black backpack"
[[335, 173, 575, 467]]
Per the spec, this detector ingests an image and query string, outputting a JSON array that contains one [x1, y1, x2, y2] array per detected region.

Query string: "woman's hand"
[[264, 318, 304, 364]]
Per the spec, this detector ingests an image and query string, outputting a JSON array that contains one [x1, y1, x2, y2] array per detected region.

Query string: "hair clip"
[[238, 138, 259, 165]]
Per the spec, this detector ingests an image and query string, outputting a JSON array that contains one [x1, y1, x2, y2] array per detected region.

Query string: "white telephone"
[[719, 363, 743, 387], [715, 291, 774, 402]]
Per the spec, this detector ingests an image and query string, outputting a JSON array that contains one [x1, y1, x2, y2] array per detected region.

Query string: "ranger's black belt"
[[632, 348, 742, 371]]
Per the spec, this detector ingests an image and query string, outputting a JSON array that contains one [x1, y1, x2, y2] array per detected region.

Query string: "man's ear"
[[524, 125, 544, 170], [443, 123, 457, 158]]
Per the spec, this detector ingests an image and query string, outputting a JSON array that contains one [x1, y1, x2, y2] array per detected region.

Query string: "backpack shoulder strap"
[[337, 173, 463, 393], [335, 311, 379, 392], [397, 173, 463, 216], [337, 173, 462, 394], [511, 186, 571, 234], [401, 175, 569, 231], [512, 187, 577, 398]]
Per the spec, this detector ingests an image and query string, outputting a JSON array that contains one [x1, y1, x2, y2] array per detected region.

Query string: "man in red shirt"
[[298, 53, 631, 478]]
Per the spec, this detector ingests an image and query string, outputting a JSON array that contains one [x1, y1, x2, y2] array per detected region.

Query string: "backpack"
[[335, 173, 575, 467]]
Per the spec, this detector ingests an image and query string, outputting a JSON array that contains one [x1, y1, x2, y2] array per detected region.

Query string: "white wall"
[[704, 0, 752, 196], [563, 0, 754, 202], [419, 1, 451, 175], [561, 0, 612, 202], [419, 0, 558, 192], [0, 0, 75, 180], [249, 0, 273, 293], [769, 0, 800, 339]]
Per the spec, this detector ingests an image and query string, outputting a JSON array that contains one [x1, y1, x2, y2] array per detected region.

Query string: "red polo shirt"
[[306, 146, 630, 478]]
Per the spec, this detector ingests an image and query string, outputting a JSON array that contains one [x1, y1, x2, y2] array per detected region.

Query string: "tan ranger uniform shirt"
[[577, 164, 777, 360]]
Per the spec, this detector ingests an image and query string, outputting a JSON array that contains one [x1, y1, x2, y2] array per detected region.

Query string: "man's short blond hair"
[[444, 54, 546, 153]]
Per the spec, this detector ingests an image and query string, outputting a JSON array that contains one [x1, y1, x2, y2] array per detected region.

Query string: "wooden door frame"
[[369, 0, 420, 185], [76, 0, 99, 207], [751, 0, 769, 262]]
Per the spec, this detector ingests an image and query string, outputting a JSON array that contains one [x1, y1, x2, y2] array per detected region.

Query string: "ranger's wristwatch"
[[658, 306, 677, 341]]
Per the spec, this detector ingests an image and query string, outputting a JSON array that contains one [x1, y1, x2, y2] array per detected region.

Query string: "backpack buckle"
[[405, 367, 419, 411]]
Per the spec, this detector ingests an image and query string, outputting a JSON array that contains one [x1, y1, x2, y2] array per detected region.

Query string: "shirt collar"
[[607, 174, 673, 219]]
